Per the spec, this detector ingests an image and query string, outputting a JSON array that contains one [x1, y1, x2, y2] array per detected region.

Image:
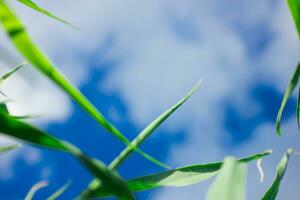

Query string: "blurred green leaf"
[[0, 0, 165, 169], [0, 62, 24, 84], [81, 150, 271, 198], [0, 143, 21, 153], [17, 0, 78, 29], [205, 157, 247, 200], [25, 181, 48, 200], [47, 180, 71, 200], [276, 62, 300, 135], [0, 113, 134, 200], [261, 149, 292, 200], [287, 0, 300, 38]]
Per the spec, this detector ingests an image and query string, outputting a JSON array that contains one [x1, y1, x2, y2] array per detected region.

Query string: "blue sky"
[[0, 0, 299, 199]]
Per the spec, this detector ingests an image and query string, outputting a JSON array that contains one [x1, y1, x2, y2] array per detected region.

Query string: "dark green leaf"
[[205, 158, 246, 200], [0, 113, 134, 200], [261, 149, 292, 200]]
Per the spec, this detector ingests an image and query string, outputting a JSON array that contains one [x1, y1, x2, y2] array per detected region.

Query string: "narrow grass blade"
[[109, 81, 201, 170], [297, 86, 300, 128], [287, 0, 300, 38], [276, 62, 300, 135], [261, 149, 292, 200], [0, 113, 134, 200], [25, 181, 48, 200], [81, 150, 271, 198], [0, 62, 25, 84], [47, 180, 71, 200], [205, 158, 247, 200], [0, 0, 162, 169], [0, 144, 21, 153], [17, 0, 78, 30]]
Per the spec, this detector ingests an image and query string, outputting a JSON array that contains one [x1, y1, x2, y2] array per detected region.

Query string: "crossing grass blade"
[[47, 180, 71, 200], [17, 0, 78, 30], [276, 62, 300, 135], [0, 0, 165, 169], [261, 149, 292, 200], [205, 158, 247, 200], [0, 144, 21, 153], [109, 80, 201, 170], [287, 0, 300, 38], [0, 113, 134, 200], [80, 150, 271, 198], [25, 181, 48, 200]]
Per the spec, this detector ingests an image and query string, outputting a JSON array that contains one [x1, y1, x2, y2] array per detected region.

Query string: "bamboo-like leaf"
[[0, 113, 134, 200], [109, 81, 201, 170], [47, 180, 71, 200], [81, 150, 271, 198], [276, 62, 300, 135], [17, 0, 78, 30], [0, 143, 21, 153], [25, 181, 48, 200], [0, 0, 165, 169], [205, 158, 247, 200], [287, 0, 300, 38], [261, 149, 292, 200]]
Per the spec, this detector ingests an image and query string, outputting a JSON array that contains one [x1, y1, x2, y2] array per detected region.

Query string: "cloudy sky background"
[[0, 0, 299, 199]]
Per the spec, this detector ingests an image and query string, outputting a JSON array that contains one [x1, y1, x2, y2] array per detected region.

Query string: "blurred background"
[[0, 0, 299, 199]]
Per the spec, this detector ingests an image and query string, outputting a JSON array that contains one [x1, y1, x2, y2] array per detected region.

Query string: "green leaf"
[[205, 157, 247, 200], [0, 0, 164, 169], [47, 180, 71, 200], [81, 150, 271, 199], [0, 113, 134, 200], [0, 62, 25, 84], [287, 0, 300, 38], [0, 143, 21, 153], [261, 149, 292, 200], [17, 0, 78, 30], [25, 181, 48, 200], [276, 62, 300, 135]]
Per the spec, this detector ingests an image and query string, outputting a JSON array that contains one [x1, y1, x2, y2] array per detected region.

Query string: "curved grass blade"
[[261, 149, 292, 200], [287, 0, 300, 38], [25, 181, 48, 200], [205, 158, 247, 200], [17, 0, 78, 30], [276, 62, 300, 135], [0, 0, 163, 169], [0, 113, 134, 200], [47, 180, 71, 200], [0, 144, 21, 153], [81, 150, 271, 198], [109, 80, 201, 170]]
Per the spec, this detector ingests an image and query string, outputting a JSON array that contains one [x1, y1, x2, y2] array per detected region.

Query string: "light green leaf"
[[205, 157, 247, 200], [109, 81, 201, 170], [25, 181, 48, 200], [47, 180, 71, 200], [261, 149, 292, 200], [276, 62, 300, 135], [0, 113, 134, 200], [81, 150, 271, 199], [17, 0, 78, 30], [0, 144, 21, 153], [287, 0, 300, 38], [0, 0, 164, 169]]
